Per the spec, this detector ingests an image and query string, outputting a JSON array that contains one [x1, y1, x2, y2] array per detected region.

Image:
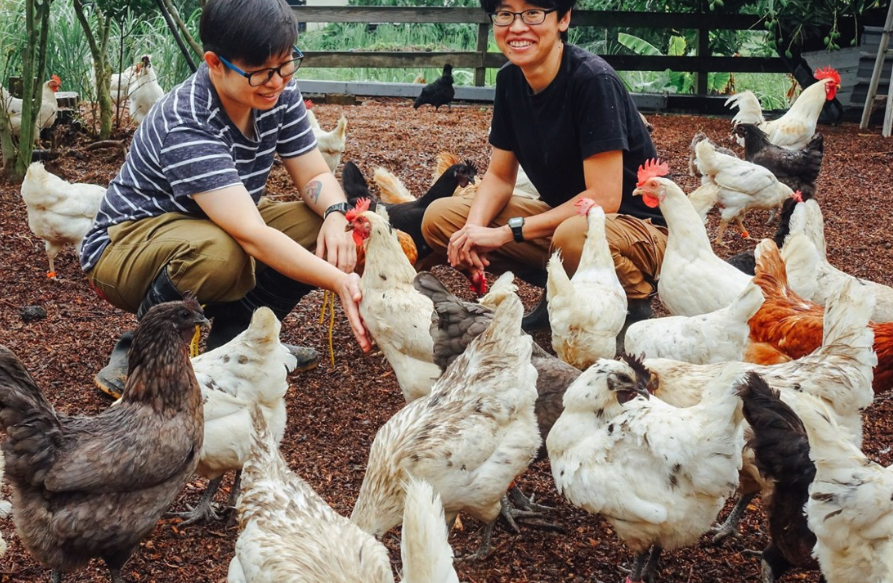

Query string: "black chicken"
[[735, 123, 824, 199], [413, 63, 455, 111], [0, 297, 207, 583], [342, 160, 477, 261], [738, 372, 820, 583]]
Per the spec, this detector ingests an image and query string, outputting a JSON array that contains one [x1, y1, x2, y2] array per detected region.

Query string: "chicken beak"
[[632, 187, 644, 197], [344, 224, 353, 233]]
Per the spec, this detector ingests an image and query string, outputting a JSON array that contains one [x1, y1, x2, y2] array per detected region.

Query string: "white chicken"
[[632, 159, 751, 316], [725, 67, 841, 151], [305, 106, 347, 173], [350, 294, 540, 560], [547, 197, 627, 369], [346, 203, 440, 402], [624, 280, 764, 364], [782, 199, 893, 323], [20, 162, 106, 278], [128, 56, 164, 124], [548, 356, 746, 583], [798, 401, 893, 583], [1, 76, 61, 141], [172, 307, 299, 524], [694, 139, 795, 246], [108, 60, 141, 106], [228, 408, 459, 583]]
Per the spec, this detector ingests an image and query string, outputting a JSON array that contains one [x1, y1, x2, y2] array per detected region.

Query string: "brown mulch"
[[1, 99, 892, 583]]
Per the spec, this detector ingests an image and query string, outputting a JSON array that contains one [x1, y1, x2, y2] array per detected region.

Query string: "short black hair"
[[479, 0, 576, 21], [201, 0, 298, 68]]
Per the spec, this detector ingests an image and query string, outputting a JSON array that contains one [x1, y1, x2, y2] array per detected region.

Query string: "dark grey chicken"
[[738, 372, 821, 583], [413, 64, 455, 111], [0, 297, 207, 583], [735, 123, 823, 199]]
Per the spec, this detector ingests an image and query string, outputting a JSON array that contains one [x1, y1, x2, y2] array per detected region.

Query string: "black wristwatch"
[[323, 201, 351, 220], [508, 216, 525, 243]]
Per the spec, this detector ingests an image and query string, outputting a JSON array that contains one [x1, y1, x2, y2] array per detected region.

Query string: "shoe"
[[521, 292, 550, 333], [284, 344, 320, 373], [94, 331, 134, 399], [616, 297, 654, 356]]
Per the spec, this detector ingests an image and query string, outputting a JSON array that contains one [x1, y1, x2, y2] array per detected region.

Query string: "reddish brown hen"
[[0, 297, 207, 583], [747, 239, 892, 394]]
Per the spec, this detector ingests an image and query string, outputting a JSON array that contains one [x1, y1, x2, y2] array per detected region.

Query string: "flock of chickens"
[[2, 64, 893, 583]]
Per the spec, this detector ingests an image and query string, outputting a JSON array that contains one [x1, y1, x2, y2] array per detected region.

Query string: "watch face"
[[509, 217, 523, 228]]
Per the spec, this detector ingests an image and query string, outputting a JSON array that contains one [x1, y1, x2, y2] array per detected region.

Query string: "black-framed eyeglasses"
[[217, 46, 304, 87], [489, 8, 556, 26]]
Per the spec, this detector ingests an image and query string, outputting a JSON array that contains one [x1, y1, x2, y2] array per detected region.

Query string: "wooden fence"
[[289, 6, 788, 94]]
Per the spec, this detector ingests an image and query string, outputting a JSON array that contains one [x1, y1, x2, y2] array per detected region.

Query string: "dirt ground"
[[0, 99, 892, 583]]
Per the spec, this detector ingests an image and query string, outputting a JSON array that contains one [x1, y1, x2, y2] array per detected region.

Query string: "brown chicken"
[[746, 239, 893, 394], [0, 297, 207, 583]]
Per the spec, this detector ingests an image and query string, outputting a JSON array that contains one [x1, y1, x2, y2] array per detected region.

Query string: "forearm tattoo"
[[304, 180, 322, 204]]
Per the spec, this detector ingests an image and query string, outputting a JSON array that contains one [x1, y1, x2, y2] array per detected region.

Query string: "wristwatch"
[[323, 201, 351, 220], [508, 216, 525, 243]]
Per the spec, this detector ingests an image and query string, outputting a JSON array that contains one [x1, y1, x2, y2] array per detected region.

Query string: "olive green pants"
[[421, 194, 667, 300], [87, 197, 322, 313]]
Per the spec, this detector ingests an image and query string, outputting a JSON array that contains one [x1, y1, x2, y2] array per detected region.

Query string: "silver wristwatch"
[[323, 202, 352, 220]]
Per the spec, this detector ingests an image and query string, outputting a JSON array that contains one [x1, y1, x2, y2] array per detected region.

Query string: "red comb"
[[814, 67, 840, 85], [792, 190, 803, 203], [575, 197, 599, 216], [345, 198, 369, 221], [51, 75, 61, 84], [304, 99, 314, 109], [636, 159, 669, 187]]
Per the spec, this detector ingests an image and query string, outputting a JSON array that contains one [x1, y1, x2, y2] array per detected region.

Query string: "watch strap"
[[324, 202, 351, 220]]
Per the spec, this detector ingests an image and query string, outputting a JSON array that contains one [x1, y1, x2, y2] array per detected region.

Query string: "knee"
[[552, 215, 587, 275], [171, 236, 255, 303]]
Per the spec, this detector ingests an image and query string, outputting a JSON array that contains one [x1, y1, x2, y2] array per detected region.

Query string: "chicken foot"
[[455, 519, 496, 562], [709, 492, 755, 545], [500, 489, 565, 533], [169, 477, 224, 525], [624, 545, 662, 583]]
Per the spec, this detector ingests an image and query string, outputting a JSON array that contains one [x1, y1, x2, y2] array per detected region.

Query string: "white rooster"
[[725, 67, 841, 151], [1, 76, 61, 141], [632, 159, 751, 316], [19, 162, 106, 278], [782, 199, 893, 323], [548, 356, 746, 583], [798, 401, 893, 583], [547, 197, 627, 369], [350, 293, 540, 560], [128, 56, 164, 124], [228, 408, 459, 583], [624, 280, 764, 364]]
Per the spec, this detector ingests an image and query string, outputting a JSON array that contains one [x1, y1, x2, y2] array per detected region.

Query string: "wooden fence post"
[[475, 22, 489, 86]]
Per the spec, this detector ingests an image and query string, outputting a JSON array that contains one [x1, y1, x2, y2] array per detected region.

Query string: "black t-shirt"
[[490, 44, 665, 226]]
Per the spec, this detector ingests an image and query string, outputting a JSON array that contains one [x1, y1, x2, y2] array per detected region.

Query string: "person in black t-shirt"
[[420, 0, 667, 341]]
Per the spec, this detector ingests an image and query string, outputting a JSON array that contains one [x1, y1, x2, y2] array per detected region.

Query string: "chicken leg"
[[500, 488, 564, 533], [709, 492, 755, 544], [169, 476, 224, 525]]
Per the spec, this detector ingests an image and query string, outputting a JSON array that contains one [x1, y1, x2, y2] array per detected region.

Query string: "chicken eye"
[[617, 374, 632, 383]]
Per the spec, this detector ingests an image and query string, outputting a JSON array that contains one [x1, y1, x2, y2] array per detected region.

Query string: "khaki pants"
[[421, 194, 667, 300], [88, 197, 322, 313]]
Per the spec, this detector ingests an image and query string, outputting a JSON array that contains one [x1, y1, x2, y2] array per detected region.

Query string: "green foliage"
[[617, 32, 732, 94]]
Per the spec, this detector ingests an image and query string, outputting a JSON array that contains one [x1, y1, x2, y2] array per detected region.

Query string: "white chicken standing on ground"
[[128, 55, 164, 124], [797, 401, 893, 583], [632, 159, 751, 316], [782, 199, 893, 323], [350, 293, 540, 560], [228, 408, 460, 583], [624, 280, 764, 364], [19, 162, 106, 278], [725, 67, 841, 151], [346, 200, 441, 401], [694, 138, 796, 246], [1, 76, 61, 143], [548, 355, 746, 583], [108, 60, 140, 106], [305, 101, 347, 173], [547, 197, 627, 369], [168, 307, 299, 524]]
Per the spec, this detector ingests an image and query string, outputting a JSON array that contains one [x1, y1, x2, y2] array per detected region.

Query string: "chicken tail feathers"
[[787, 199, 827, 257], [779, 233, 821, 301], [546, 251, 573, 301], [479, 272, 518, 308], [0, 345, 62, 487], [373, 167, 415, 205], [244, 405, 283, 482], [728, 281, 765, 324], [820, 278, 876, 369], [401, 478, 460, 583], [753, 239, 791, 294], [737, 372, 814, 486]]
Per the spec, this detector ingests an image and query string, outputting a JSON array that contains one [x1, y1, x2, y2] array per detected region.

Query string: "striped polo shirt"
[[80, 63, 316, 272]]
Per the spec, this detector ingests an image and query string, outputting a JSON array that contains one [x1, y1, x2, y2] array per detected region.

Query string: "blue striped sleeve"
[[276, 84, 317, 158], [160, 125, 242, 198]]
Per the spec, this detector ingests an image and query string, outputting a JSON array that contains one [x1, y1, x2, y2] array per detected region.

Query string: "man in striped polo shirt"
[[82, 0, 370, 398]]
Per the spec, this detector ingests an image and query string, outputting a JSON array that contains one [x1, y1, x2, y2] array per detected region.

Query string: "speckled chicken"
[[799, 400, 893, 583], [350, 293, 540, 560], [0, 297, 207, 583], [170, 307, 299, 525], [347, 203, 440, 402], [228, 408, 459, 583], [547, 197, 627, 368], [548, 356, 747, 583]]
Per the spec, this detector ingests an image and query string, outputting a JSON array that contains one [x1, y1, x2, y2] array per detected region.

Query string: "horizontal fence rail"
[[290, 6, 788, 91]]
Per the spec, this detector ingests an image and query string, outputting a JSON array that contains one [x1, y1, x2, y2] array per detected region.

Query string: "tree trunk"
[[163, 0, 203, 59], [73, 0, 114, 140], [155, 0, 198, 73]]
